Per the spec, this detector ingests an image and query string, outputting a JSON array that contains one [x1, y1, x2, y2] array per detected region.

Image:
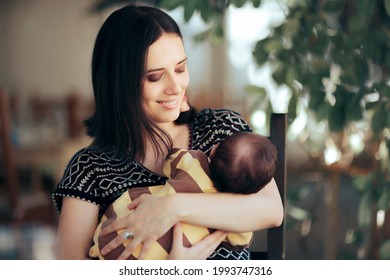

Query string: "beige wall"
[[0, 1, 249, 114], [1, 0, 104, 98]]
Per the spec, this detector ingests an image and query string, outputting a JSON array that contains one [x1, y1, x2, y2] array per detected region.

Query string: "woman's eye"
[[176, 67, 185, 73], [146, 74, 163, 82]]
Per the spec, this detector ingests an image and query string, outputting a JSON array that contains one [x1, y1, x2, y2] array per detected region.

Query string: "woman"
[[52, 4, 283, 260]]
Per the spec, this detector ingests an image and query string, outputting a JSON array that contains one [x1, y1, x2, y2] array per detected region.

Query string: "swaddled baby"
[[89, 132, 277, 260]]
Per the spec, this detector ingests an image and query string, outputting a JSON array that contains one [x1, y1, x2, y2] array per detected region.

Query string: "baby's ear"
[[180, 94, 190, 112]]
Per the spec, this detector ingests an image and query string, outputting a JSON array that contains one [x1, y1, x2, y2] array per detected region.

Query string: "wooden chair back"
[[250, 113, 287, 260]]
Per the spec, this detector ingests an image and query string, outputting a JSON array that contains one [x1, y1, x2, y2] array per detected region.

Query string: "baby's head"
[[209, 132, 277, 194]]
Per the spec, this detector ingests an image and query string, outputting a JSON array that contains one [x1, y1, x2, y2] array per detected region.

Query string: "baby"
[[89, 132, 277, 260]]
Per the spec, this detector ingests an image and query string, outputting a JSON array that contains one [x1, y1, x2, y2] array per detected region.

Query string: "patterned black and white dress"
[[52, 108, 252, 260]]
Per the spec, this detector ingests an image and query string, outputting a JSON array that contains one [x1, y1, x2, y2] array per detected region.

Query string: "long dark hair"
[[84, 4, 195, 160]]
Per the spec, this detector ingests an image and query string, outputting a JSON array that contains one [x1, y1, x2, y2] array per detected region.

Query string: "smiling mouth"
[[158, 99, 179, 108]]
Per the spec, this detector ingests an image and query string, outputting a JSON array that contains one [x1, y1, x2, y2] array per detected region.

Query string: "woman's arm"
[[100, 178, 283, 258], [55, 197, 99, 259], [174, 178, 283, 232]]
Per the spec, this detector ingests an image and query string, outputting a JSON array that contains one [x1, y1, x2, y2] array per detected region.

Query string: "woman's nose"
[[164, 74, 181, 95]]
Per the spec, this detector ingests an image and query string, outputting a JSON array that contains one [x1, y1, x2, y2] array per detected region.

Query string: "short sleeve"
[[190, 108, 252, 155], [51, 148, 101, 214]]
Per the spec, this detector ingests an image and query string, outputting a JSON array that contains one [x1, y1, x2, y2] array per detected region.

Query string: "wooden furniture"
[[0, 89, 56, 225], [0, 89, 19, 212], [250, 113, 287, 260]]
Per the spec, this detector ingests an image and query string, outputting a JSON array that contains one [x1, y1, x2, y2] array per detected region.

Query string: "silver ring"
[[123, 231, 134, 240]]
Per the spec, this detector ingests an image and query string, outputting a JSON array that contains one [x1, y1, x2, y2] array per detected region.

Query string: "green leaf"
[[209, 20, 224, 44], [328, 89, 354, 132], [193, 28, 211, 42], [340, 57, 368, 87], [358, 192, 372, 227], [346, 95, 363, 122], [328, 107, 345, 132], [323, 0, 345, 12], [384, 0, 390, 16], [287, 91, 298, 122], [253, 40, 270, 65], [387, 110, 390, 128], [316, 102, 331, 121], [372, 104, 387, 135], [379, 239, 390, 259], [198, 0, 212, 22], [264, 38, 283, 54], [244, 85, 267, 96], [349, 14, 369, 33], [308, 90, 325, 111], [231, 0, 248, 8], [272, 64, 287, 85], [159, 0, 183, 10], [385, 52, 390, 72], [328, 101, 346, 132], [287, 205, 311, 221], [251, 0, 262, 8], [283, 17, 300, 37], [365, 100, 380, 111], [184, 0, 197, 22], [353, 175, 373, 193], [378, 184, 389, 210]]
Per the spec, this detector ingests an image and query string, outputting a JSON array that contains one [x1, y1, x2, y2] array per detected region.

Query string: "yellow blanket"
[[89, 148, 252, 260]]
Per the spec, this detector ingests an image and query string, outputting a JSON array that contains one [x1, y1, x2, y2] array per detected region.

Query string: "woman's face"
[[142, 33, 190, 125]]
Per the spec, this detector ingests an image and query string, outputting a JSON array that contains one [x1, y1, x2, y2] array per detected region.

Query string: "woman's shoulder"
[[53, 145, 145, 214], [66, 146, 104, 166], [61, 146, 133, 181], [190, 108, 252, 154], [67, 145, 128, 164], [193, 108, 251, 131], [195, 108, 243, 120]]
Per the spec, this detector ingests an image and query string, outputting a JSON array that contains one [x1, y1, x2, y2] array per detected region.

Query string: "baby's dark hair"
[[209, 132, 277, 194]]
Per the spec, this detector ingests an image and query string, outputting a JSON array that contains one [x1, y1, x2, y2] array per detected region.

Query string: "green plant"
[[251, 0, 390, 260], [91, 0, 390, 259]]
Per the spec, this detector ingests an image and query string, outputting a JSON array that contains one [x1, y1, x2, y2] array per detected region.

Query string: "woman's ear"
[[180, 94, 190, 112]]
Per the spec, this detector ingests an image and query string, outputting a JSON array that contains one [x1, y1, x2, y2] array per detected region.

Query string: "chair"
[[250, 113, 287, 260], [0, 89, 56, 225], [0, 89, 19, 215]]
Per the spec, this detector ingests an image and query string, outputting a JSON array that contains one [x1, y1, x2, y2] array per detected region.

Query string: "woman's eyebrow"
[[146, 58, 187, 73]]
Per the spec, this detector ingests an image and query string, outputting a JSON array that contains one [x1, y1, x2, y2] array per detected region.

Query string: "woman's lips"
[[158, 98, 179, 109]]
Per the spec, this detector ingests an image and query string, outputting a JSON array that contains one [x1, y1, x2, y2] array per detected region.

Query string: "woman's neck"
[[141, 122, 189, 176], [159, 122, 189, 149]]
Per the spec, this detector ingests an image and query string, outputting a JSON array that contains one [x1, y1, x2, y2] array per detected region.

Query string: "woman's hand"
[[100, 194, 178, 259], [168, 223, 227, 260]]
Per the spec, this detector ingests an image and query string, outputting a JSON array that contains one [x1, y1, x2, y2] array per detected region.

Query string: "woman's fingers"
[[101, 194, 174, 259], [100, 231, 127, 255], [167, 223, 185, 260], [99, 217, 138, 256], [168, 224, 227, 260], [137, 239, 153, 260], [171, 223, 183, 250], [116, 235, 144, 260], [193, 230, 227, 257], [100, 217, 128, 236], [127, 196, 141, 211]]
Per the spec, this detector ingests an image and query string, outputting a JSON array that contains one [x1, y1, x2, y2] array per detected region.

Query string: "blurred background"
[[0, 0, 389, 260]]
